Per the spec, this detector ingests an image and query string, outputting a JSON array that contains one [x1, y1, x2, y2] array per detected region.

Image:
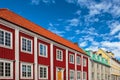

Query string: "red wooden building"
[[0, 8, 89, 80]]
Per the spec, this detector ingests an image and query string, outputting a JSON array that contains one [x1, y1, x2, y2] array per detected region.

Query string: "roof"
[[85, 50, 110, 67], [0, 8, 86, 54]]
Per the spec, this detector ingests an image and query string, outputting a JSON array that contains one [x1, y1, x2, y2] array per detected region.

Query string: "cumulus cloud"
[[75, 30, 80, 34], [67, 36, 75, 40], [75, 10, 81, 15], [79, 41, 87, 47], [48, 27, 65, 37], [31, 0, 55, 5], [109, 21, 120, 35], [100, 41, 120, 57], [115, 33, 120, 39], [66, 0, 120, 17], [67, 18, 80, 26]]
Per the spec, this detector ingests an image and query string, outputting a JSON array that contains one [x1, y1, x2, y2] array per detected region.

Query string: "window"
[[70, 70, 74, 80], [0, 60, 13, 79], [97, 64, 99, 69], [77, 56, 81, 65], [21, 63, 33, 79], [83, 58, 87, 66], [39, 65, 48, 79], [77, 71, 81, 80], [69, 54, 74, 64], [21, 37, 32, 53], [56, 49, 63, 61], [83, 72, 86, 80], [92, 72, 94, 80], [39, 43, 47, 57], [0, 29, 12, 48], [97, 73, 100, 80], [92, 62, 94, 68]]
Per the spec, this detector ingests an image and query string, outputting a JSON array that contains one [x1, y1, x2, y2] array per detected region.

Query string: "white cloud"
[[115, 33, 120, 39], [81, 27, 99, 36], [67, 18, 80, 26], [31, 0, 40, 5], [75, 10, 81, 15], [84, 40, 120, 57], [48, 27, 65, 37], [79, 41, 87, 47], [65, 26, 71, 31], [75, 30, 80, 34], [49, 22, 53, 27], [67, 36, 75, 40], [31, 0, 55, 5], [109, 21, 120, 35], [66, 0, 120, 18], [65, 0, 76, 3], [100, 41, 120, 57]]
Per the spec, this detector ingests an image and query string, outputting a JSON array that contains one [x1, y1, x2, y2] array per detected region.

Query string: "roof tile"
[[0, 8, 86, 54]]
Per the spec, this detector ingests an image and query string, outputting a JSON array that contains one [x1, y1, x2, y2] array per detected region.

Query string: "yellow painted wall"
[[96, 49, 120, 76], [96, 49, 110, 64]]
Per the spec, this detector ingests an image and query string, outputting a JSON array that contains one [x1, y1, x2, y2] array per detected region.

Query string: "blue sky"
[[0, 0, 120, 59]]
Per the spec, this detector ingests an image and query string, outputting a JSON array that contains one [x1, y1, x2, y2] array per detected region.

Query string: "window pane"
[[5, 32, 11, 47], [40, 44, 43, 55], [40, 67, 43, 78], [27, 65, 31, 77], [83, 59, 86, 66], [43, 45, 46, 56], [83, 72, 86, 79], [22, 38, 26, 51], [5, 63, 11, 76], [77, 72, 81, 79], [0, 62, 4, 76], [22, 65, 26, 77], [77, 56, 80, 64], [70, 71, 74, 80], [0, 30, 4, 45], [44, 68, 47, 78], [27, 40, 31, 52]]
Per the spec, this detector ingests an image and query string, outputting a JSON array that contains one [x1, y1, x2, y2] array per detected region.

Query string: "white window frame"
[[0, 59, 13, 79], [20, 62, 33, 79], [69, 54, 74, 64], [21, 37, 32, 54], [83, 72, 87, 80], [83, 58, 87, 67], [0, 29, 12, 49], [56, 49, 63, 61], [70, 70, 74, 80], [77, 56, 81, 65], [39, 43, 48, 57], [77, 71, 81, 80], [39, 65, 48, 79]]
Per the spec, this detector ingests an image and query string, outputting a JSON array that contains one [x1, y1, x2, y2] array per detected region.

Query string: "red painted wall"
[[19, 32, 34, 63], [38, 39, 51, 80], [53, 46, 66, 80], [83, 56, 88, 80], [0, 24, 15, 60]]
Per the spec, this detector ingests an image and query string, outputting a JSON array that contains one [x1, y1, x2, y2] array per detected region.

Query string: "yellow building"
[[96, 49, 111, 64], [96, 49, 120, 80], [110, 58, 120, 80]]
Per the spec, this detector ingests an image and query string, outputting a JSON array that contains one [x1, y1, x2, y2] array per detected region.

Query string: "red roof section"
[[0, 8, 86, 54]]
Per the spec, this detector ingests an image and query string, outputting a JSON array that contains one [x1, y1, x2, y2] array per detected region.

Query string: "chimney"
[[74, 42, 78, 46]]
